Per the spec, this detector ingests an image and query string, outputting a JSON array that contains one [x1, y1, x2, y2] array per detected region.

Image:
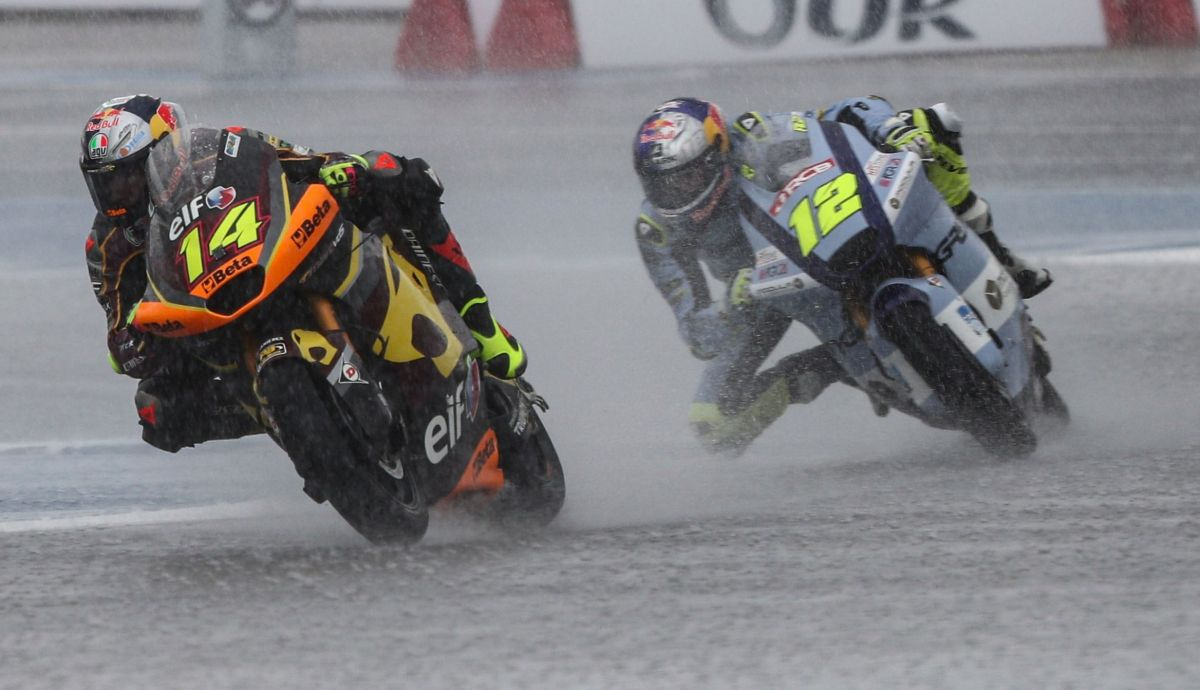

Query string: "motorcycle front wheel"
[[880, 301, 1037, 458], [258, 359, 429, 545], [497, 411, 566, 527]]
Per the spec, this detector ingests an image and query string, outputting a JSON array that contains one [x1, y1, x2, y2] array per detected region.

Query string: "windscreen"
[[147, 126, 221, 216]]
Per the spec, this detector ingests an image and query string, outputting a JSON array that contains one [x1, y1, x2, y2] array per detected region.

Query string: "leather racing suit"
[[87, 128, 524, 452], [635, 95, 1003, 454]]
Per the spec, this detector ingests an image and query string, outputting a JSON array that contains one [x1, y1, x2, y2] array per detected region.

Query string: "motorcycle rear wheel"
[[880, 302, 1037, 458], [259, 359, 429, 545]]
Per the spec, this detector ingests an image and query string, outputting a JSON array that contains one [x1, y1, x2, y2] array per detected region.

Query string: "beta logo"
[[290, 199, 332, 249], [141, 319, 184, 334], [199, 255, 253, 297], [424, 381, 473, 464]]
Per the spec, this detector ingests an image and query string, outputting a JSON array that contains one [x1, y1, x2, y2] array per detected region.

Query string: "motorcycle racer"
[[632, 95, 1051, 455], [82, 94, 527, 452]]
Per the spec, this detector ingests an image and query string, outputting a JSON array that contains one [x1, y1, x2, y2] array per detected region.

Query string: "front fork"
[[247, 293, 396, 467], [843, 248, 936, 331]]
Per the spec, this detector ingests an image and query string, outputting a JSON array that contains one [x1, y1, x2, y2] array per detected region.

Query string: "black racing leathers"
[[86, 129, 516, 451]]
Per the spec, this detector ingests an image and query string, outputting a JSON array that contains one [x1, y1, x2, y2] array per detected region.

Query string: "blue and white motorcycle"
[[731, 112, 1068, 457]]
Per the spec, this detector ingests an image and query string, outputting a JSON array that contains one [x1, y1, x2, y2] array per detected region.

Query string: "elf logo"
[[169, 192, 208, 240], [424, 381, 471, 464]]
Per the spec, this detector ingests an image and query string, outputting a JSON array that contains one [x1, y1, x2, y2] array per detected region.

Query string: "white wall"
[[574, 0, 1109, 68], [0, 0, 407, 10]]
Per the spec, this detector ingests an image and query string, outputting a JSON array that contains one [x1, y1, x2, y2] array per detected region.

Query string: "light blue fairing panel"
[[732, 112, 1035, 423]]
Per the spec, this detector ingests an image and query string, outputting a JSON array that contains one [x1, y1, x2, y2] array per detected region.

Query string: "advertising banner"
[[574, 0, 1110, 68], [0, 0, 403, 11]]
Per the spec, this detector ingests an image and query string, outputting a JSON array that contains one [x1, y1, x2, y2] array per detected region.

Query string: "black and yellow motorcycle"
[[133, 127, 564, 544]]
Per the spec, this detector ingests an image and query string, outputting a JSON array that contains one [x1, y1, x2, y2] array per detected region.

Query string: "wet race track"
[[2, 30, 1199, 689]]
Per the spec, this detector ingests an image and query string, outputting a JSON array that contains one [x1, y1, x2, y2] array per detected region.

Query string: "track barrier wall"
[[1, 0, 1195, 73], [390, 0, 1197, 73]]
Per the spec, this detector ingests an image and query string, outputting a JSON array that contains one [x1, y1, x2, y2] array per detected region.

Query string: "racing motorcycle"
[[731, 112, 1068, 457], [132, 126, 565, 543]]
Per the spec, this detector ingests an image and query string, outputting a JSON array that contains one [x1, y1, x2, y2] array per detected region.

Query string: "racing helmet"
[[633, 98, 732, 221], [79, 94, 187, 225]]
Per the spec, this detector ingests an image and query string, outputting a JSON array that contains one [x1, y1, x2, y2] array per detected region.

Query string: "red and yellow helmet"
[[80, 94, 187, 225]]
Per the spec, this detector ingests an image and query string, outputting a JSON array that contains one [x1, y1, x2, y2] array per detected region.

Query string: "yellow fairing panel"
[[373, 238, 462, 378]]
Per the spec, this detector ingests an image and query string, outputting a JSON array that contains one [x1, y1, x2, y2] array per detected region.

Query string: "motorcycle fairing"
[[732, 113, 1037, 419], [373, 237, 464, 378], [135, 132, 341, 337], [131, 126, 525, 520], [254, 327, 394, 461], [443, 426, 504, 502]]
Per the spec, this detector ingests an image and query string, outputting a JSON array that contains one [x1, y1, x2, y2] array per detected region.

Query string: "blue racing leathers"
[[634, 96, 923, 454], [635, 196, 842, 456]]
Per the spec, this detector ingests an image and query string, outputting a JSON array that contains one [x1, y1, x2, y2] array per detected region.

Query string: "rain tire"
[[880, 301, 1037, 458], [258, 359, 429, 545]]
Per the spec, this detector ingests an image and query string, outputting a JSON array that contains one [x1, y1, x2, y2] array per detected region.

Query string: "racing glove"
[[881, 117, 933, 159], [679, 303, 729, 361], [108, 326, 157, 379], [367, 154, 445, 230], [881, 104, 972, 208], [727, 267, 754, 309], [318, 153, 371, 201]]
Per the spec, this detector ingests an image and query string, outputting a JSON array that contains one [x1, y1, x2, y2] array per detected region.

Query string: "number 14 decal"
[[788, 172, 862, 256], [178, 199, 266, 284]]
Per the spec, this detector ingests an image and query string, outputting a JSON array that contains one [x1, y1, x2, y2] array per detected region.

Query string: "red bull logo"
[[640, 118, 680, 144]]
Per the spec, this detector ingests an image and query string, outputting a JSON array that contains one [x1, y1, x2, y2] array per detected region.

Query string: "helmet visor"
[[82, 154, 149, 222], [640, 148, 723, 215]]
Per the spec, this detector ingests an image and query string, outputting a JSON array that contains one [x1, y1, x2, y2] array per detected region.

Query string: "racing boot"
[[688, 345, 843, 455], [459, 290, 527, 379], [689, 389, 789, 457], [958, 195, 1053, 299], [135, 375, 264, 453]]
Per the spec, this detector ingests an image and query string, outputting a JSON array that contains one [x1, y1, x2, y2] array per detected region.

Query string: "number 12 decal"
[[788, 172, 863, 256]]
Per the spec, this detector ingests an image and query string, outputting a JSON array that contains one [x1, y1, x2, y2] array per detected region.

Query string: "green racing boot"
[[459, 295, 527, 379]]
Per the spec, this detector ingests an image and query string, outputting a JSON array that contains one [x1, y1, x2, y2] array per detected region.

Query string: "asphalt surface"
[[2, 20, 1199, 689]]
